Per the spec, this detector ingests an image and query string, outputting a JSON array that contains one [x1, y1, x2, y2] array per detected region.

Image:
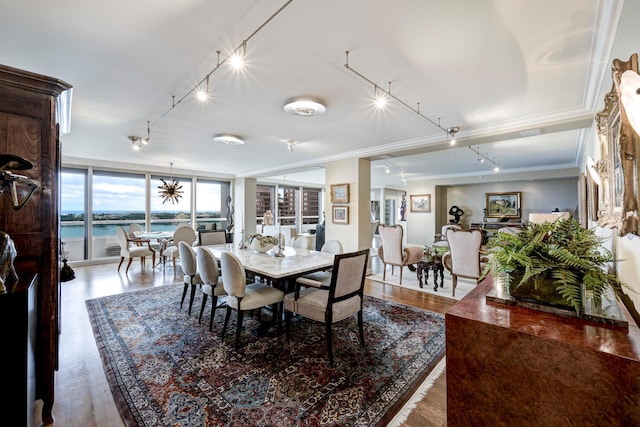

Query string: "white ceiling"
[[0, 0, 623, 187]]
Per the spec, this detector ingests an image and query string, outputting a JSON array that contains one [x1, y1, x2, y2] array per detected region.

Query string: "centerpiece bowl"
[[248, 234, 278, 253]]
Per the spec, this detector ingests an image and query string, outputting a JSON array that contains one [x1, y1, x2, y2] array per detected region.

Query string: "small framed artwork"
[[330, 183, 350, 203], [332, 205, 349, 224], [410, 194, 431, 213], [486, 192, 521, 218]]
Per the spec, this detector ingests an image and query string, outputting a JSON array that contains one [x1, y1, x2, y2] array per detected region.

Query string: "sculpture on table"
[[263, 210, 273, 225], [0, 231, 18, 293], [400, 192, 407, 221], [225, 196, 234, 232], [449, 205, 464, 224]]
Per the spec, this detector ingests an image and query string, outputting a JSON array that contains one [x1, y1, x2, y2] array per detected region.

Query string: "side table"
[[416, 256, 444, 291]]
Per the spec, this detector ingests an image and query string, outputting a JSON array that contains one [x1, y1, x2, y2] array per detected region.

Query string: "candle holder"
[[239, 229, 247, 249], [274, 235, 285, 257]]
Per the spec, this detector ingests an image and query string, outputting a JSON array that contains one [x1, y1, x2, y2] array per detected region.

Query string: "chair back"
[[321, 240, 343, 255], [196, 247, 219, 286], [116, 227, 130, 256], [446, 228, 483, 279], [377, 224, 404, 264], [292, 236, 312, 250], [178, 241, 197, 276], [329, 249, 369, 304], [198, 229, 227, 246], [128, 223, 144, 237], [440, 224, 462, 241], [220, 252, 247, 298], [173, 226, 196, 247]]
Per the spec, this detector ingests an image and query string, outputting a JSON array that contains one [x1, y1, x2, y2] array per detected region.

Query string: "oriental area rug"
[[86, 284, 445, 427]]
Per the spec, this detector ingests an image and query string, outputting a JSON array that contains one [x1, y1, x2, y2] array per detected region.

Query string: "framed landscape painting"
[[486, 192, 521, 218], [410, 194, 431, 213], [330, 183, 350, 203]]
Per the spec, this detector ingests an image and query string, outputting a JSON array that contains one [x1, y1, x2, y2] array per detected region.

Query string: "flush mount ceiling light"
[[283, 97, 326, 116], [158, 162, 184, 205], [214, 134, 245, 145], [343, 51, 460, 142]]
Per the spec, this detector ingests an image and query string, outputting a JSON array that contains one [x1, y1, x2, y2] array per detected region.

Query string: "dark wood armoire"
[[0, 64, 72, 424]]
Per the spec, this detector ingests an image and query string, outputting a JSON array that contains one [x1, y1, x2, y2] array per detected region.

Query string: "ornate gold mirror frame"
[[595, 53, 639, 236]]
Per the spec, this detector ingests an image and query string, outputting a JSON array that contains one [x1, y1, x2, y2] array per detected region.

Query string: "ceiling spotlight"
[[372, 84, 387, 109], [385, 165, 390, 174], [283, 96, 326, 116], [447, 127, 460, 145], [283, 139, 296, 151], [142, 120, 150, 145], [214, 134, 245, 145], [196, 75, 210, 101], [128, 135, 142, 151], [229, 40, 246, 70]]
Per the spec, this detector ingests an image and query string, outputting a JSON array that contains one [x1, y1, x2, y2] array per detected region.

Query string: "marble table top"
[[201, 243, 334, 281]]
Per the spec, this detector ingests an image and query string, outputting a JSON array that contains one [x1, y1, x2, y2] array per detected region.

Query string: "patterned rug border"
[[86, 284, 446, 426]]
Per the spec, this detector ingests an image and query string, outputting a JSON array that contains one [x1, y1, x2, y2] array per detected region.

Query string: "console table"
[[446, 277, 640, 426]]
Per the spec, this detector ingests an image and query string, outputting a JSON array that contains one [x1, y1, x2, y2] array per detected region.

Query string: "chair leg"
[[209, 296, 218, 331], [358, 310, 365, 347], [452, 275, 458, 297], [125, 258, 133, 274], [118, 257, 125, 272], [188, 283, 197, 316], [235, 310, 244, 349], [326, 322, 334, 366], [221, 306, 232, 340], [399, 266, 403, 285], [180, 283, 188, 309], [383, 263, 387, 281], [199, 294, 208, 323]]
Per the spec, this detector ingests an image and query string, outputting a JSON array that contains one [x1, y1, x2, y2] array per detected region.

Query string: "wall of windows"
[[60, 167, 230, 263], [256, 184, 322, 232]]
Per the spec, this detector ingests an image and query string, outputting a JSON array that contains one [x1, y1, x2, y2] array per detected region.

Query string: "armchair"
[[432, 224, 463, 250], [377, 224, 423, 285], [115, 227, 155, 274], [442, 228, 483, 297]]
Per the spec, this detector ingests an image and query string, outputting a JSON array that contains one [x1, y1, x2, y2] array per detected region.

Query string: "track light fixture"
[[468, 146, 500, 172], [344, 51, 460, 142], [128, 135, 142, 151], [129, 0, 294, 148], [447, 127, 459, 145]]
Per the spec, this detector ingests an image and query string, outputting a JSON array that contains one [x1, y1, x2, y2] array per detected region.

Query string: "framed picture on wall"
[[410, 194, 431, 213], [330, 183, 350, 203], [332, 205, 349, 224], [485, 192, 521, 218]]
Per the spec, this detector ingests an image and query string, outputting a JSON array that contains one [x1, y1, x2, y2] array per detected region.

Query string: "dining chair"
[[377, 224, 423, 285], [198, 229, 227, 246], [178, 241, 203, 316], [432, 224, 463, 251], [291, 235, 312, 250], [284, 249, 369, 365], [297, 240, 343, 284], [442, 228, 483, 297], [219, 252, 284, 348], [115, 227, 155, 274], [196, 247, 227, 330], [128, 223, 163, 254], [162, 226, 196, 270]]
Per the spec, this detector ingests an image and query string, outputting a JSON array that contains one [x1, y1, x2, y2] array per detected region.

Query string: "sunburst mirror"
[[158, 162, 183, 204]]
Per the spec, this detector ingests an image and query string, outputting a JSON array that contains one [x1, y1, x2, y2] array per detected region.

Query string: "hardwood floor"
[[43, 257, 454, 426]]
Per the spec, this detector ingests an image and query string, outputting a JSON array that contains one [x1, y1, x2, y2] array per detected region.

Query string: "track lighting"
[[344, 51, 460, 142], [468, 146, 500, 172], [130, 0, 295, 149], [128, 135, 142, 151], [385, 165, 390, 174], [282, 139, 296, 151]]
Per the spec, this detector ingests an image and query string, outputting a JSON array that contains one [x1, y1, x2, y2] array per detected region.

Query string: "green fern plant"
[[482, 218, 622, 314]]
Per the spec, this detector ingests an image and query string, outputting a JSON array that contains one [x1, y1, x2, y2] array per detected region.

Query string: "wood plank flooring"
[[43, 257, 454, 426]]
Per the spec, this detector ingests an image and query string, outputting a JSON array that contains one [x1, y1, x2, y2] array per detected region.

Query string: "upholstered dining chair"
[[127, 223, 163, 254], [285, 249, 369, 365], [196, 247, 227, 331], [178, 241, 203, 316], [442, 227, 483, 297], [291, 235, 312, 250], [115, 227, 155, 274], [432, 224, 463, 251], [377, 224, 423, 285], [198, 229, 227, 246], [219, 252, 284, 348], [297, 240, 343, 284], [163, 226, 196, 270]]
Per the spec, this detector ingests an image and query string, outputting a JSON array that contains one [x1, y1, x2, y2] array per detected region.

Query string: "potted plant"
[[483, 218, 622, 315]]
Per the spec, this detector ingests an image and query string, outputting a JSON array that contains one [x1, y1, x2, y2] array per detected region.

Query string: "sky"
[[61, 171, 223, 212]]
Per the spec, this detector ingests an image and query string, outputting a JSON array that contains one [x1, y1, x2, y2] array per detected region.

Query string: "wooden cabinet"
[[0, 275, 37, 427], [0, 64, 72, 424]]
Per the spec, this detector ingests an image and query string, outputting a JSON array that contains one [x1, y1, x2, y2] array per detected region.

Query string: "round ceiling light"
[[213, 134, 245, 145], [283, 97, 326, 116]]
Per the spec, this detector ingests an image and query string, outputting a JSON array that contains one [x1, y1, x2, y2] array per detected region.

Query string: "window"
[[196, 180, 229, 231], [301, 188, 320, 224], [150, 174, 192, 231], [61, 169, 87, 261], [256, 185, 274, 224], [278, 186, 298, 226]]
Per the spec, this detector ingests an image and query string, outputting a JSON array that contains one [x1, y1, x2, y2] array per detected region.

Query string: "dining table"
[[132, 230, 175, 267]]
